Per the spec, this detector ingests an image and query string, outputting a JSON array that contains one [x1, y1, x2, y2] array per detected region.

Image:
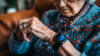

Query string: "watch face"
[[57, 34, 67, 44]]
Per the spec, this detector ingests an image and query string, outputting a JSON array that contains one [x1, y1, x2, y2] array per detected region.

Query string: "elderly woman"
[[9, 0, 100, 56]]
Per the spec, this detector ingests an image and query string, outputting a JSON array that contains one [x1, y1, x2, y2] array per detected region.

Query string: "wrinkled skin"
[[16, 17, 55, 43]]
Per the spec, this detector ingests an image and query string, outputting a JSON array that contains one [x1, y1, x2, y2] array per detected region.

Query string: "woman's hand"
[[15, 16, 56, 44], [30, 16, 56, 44]]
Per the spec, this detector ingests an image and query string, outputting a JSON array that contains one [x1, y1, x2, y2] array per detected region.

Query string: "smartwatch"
[[53, 33, 67, 51]]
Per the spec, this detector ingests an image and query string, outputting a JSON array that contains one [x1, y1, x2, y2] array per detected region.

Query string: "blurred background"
[[0, 0, 99, 56], [0, 0, 34, 13]]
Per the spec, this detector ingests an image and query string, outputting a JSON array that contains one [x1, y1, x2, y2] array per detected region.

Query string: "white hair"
[[89, 0, 96, 4]]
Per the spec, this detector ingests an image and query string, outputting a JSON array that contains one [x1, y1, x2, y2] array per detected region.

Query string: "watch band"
[[53, 33, 67, 51]]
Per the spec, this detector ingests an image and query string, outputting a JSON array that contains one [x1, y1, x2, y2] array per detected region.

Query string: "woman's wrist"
[[60, 40, 81, 56]]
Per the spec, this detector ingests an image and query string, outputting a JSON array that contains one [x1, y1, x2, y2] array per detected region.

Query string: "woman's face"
[[52, 0, 85, 17]]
